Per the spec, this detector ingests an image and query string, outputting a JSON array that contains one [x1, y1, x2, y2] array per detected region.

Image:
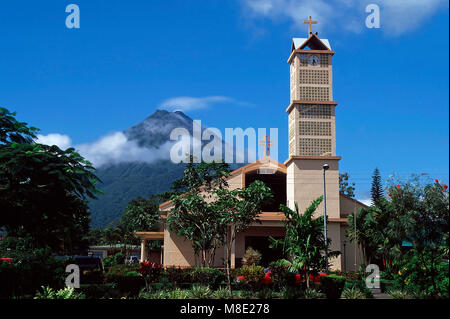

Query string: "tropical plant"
[[242, 247, 262, 266], [166, 288, 190, 299], [139, 261, 162, 292], [341, 287, 366, 299], [240, 265, 265, 288], [189, 284, 213, 299], [34, 286, 84, 299], [213, 287, 230, 299], [320, 275, 346, 299], [189, 267, 226, 288], [303, 288, 325, 299], [0, 107, 101, 253], [388, 289, 409, 299], [280, 286, 302, 299], [270, 197, 340, 288], [269, 259, 296, 290]]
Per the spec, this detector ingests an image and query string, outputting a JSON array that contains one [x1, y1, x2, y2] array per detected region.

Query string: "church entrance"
[[245, 236, 284, 267], [244, 170, 286, 212]]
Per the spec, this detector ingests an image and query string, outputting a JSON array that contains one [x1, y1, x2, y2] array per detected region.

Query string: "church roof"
[[292, 35, 332, 51]]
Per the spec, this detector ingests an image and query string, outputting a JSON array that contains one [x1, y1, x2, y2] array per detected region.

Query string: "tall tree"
[[214, 180, 273, 297], [0, 107, 101, 253], [339, 172, 355, 198], [371, 168, 383, 206], [116, 195, 161, 256], [166, 158, 232, 267]]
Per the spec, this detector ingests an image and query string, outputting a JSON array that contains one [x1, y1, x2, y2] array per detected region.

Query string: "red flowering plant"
[[139, 261, 162, 292]]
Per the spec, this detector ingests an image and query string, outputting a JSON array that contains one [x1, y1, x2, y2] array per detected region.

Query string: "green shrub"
[[269, 260, 297, 290], [166, 288, 190, 299], [150, 276, 173, 291], [0, 248, 66, 298], [189, 284, 213, 299], [79, 283, 120, 299], [139, 261, 162, 284], [0, 260, 18, 298], [341, 287, 366, 299], [34, 286, 85, 299], [240, 265, 265, 284], [320, 275, 346, 299], [392, 250, 449, 299], [189, 267, 226, 288], [344, 280, 373, 298], [103, 252, 125, 268], [380, 279, 395, 293], [257, 287, 273, 299], [242, 247, 262, 266], [303, 288, 325, 299], [389, 289, 409, 299], [104, 264, 145, 296], [213, 287, 230, 299], [280, 286, 302, 299], [165, 266, 191, 286]]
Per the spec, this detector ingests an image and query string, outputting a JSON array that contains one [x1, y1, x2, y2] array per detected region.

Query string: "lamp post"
[[322, 163, 329, 275]]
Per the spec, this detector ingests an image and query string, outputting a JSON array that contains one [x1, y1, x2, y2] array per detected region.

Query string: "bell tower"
[[287, 19, 337, 157], [285, 18, 342, 269]]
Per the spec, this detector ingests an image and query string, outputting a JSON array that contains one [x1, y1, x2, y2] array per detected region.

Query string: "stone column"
[[140, 239, 147, 262]]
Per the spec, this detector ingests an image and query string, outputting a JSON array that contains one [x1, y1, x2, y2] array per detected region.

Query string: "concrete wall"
[[286, 158, 340, 219]]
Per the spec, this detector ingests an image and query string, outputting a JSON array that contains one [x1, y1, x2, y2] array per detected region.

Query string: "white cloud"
[[159, 96, 254, 112], [36, 132, 174, 168], [36, 133, 72, 150], [76, 132, 174, 167], [241, 0, 448, 35]]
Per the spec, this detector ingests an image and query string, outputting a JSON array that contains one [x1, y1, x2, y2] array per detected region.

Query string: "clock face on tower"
[[308, 55, 319, 66]]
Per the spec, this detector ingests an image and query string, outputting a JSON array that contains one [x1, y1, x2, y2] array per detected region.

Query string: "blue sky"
[[0, 0, 448, 201]]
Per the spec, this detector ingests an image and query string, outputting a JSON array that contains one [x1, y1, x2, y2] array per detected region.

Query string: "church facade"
[[137, 25, 367, 272]]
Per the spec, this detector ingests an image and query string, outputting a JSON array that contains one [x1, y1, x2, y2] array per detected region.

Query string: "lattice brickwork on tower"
[[288, 48, 336, 156]]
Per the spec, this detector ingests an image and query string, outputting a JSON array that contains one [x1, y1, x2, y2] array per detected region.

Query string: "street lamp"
[[322, 163, 329, 275]]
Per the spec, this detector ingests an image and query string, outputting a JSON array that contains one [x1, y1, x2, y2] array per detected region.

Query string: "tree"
[[270, 197, 340, 288], [116, 195, 161, 257], [339, 172, 355, 197], [214, 180, 273, 297], [347, 174, 449, 298], [0, 107, 101, 253], [371, 168, 383, 206], [385, 176, 448, 298], [121, 195, 160, 232], [166, 158, 231, 267], [166, 158, 273, 298]]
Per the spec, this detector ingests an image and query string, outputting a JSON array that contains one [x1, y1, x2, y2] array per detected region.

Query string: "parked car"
[[55, 255, 104, 284], [56, 255, 104, 272]]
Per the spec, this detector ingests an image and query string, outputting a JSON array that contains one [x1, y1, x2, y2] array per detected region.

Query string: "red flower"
[[396, 184, 401, 188], [443, 185, 448, 191], [388, 193, 392, 197], [435, 179, 439, 183]]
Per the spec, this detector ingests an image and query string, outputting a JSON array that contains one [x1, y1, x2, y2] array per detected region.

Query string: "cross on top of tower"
[[303, 16, 317, 36], [259, 135, 274, 157]]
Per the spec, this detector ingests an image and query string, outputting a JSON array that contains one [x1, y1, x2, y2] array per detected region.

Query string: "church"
[[137, 18, 367, 272]]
